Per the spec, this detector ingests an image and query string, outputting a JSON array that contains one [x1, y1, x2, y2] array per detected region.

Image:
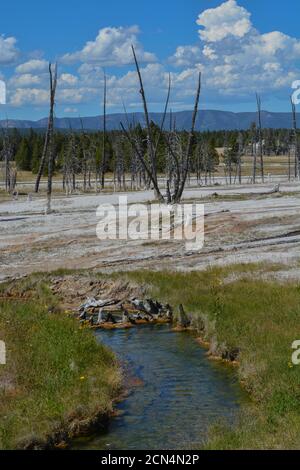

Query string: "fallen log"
[[78, 296, 173, 329], [79, 297, 120, 312]]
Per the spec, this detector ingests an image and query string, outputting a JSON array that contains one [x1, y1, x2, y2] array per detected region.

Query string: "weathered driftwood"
[[79, 297, 119, 312], [255, 184, 280, 196], [78, 296, 173, 329]]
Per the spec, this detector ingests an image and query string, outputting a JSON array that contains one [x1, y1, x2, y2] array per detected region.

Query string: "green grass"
[[123, 264, 300, 449], [2, 264, 300, 449], [0, 283, 121, 449]]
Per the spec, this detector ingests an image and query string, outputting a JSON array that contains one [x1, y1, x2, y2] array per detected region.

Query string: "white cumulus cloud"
[[170, 0, 300, 100], [15, 59, 48, 74], [59, 73, 78, 86], [10, 88, 49, 106], [197, 0, 251, 42], [0, 35, 19, 64], [9, 73, 44, 88], [61, 25, 156, 66], [6, 1, 300, 111]]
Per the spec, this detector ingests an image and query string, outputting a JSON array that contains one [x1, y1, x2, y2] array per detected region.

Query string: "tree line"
[[1, 125, 297, 174], [1, 48, 300, 206]]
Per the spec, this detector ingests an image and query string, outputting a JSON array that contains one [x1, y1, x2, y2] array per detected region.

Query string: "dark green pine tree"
[[31, 140, 42, 174], [15, 138, 31, 171]]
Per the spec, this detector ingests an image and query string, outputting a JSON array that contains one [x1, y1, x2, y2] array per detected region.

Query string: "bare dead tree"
[[100, 72, 107, 190], [63, 128, 79, 195], [121, 45, 201, 204], [291, 96, 299, 179], [201, 141, 212, 185], [131, 141, 148, 190], [252, 124, 257, 184], [132, 45, 159, 197], [223, 135, 232, 185], [1, 121, 16, 193], [256, 93, 264, 183], [80, 118, 91, 192], [45, 63, 58, 213], [113, 137, 126, 191], [195, 141, 202, 186], [122, 45, 171, 202], [121, 105, 140, 191], [164, 129, 184, 199], [237, 132, 243, 184], [35, 63, 57, 194], [172, 74, 201, 202], [86, 140, 96, 190], [288, 142, 291, 182], [165, 76, 201, 202], [165, 110, 177, 191]]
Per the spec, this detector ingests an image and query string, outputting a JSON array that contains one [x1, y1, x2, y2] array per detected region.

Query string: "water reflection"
[[79, 324, 244, 450]]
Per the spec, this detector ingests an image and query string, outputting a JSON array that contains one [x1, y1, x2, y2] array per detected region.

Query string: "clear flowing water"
[[79, 324, 244, 450]]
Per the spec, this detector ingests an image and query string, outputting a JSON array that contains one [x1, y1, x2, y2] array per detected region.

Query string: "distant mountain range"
[[0, 110, 298, 131]]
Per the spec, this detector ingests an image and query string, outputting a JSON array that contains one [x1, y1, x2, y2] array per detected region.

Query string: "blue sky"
[[1, 0, 300, 119]]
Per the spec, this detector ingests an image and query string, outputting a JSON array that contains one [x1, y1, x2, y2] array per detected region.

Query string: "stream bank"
[[74, 324, 244, 450], [4, 266, 296, 450]]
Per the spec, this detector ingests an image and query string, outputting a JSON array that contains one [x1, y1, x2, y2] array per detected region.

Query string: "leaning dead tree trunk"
[[174, 73, 201, 202], [237, 132, 243, 184], [35, 63, 57, 195], [122, 45, 167, 202], [251, 123, 257, 183], [165, 111, 178, 192], [63, 126, 79, 195], [1, 122, 16, 193], [121, 45, 201, 204], [223, 136, 232, 185], [195, 142, 203, 186], [132, 46, 159, 198], [80, 118, 92, 192], [45, 63, 58, 213], [256, 93, 264, 183], [100, 72, 107, 190], [291, 96, 299, 179], [113, 138, 126, 191], [35, 124, 50, 193]]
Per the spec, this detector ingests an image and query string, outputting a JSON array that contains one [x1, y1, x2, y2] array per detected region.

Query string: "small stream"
[[78, 324, 244, 450]]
